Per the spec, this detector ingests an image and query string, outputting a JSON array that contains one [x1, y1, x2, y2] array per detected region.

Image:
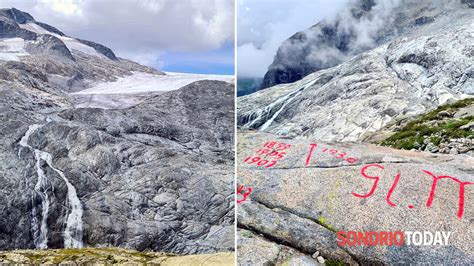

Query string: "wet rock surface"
[[237, 131, 473, 265]]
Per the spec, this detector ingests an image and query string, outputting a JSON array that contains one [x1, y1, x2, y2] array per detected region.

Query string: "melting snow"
[[71, 72, 234, 95]]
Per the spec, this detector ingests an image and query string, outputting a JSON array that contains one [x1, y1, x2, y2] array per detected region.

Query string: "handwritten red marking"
[[305, 143, 357, 166], [306, 143, 318, 166], [266, 160, 277, 168], [346, 158, 357, 164], [386, 172, 401, 207], [237, 183, 253, 204], [408, 205, 414, 209], [352, 164, 384, 198], [422, 170, 474, 219], [244, 140, 291, 168], [263, 141, 276, 149]]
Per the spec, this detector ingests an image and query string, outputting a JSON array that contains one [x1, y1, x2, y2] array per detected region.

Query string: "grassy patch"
[[22, 253, 44, 263], [418, 98, 474, 122], [0, 248, 233, 265], [380, 99, 474, 150]]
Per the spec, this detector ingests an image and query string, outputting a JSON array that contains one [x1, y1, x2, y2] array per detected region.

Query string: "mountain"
[[238, 0, 473, 143], [260, 0, 472, 89], [0, 8, 234, 254], [237, 1, 473, 264]]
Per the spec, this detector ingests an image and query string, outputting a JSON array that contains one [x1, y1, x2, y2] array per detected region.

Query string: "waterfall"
[[242, 78, 318, 131], [18, 124, 84, 249], [19, 124, 49, 249]]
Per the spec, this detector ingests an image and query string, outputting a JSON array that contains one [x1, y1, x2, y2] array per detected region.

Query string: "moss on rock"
[[380, 99, 474, 151]]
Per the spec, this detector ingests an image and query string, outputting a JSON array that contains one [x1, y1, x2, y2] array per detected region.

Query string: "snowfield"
[[71, 72, 234, 95], [0, 37, 29, 61]]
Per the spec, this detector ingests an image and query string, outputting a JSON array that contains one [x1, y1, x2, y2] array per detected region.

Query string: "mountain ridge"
[[259, 0, 473, 90]]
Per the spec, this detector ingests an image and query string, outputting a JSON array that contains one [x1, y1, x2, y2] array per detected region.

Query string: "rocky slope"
[[238, 0, 473, 142], [237, 131, 473, 265], [0, 8, 234, 255], [260, 0, 473, 89], [378, 98, 473, 155]]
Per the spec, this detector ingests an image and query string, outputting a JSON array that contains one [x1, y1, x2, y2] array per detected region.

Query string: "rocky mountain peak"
[[260, 0, 471, 90], [0, 7, 35, 24], [0, 8, 117, 61], [0, 8, 162, 96]]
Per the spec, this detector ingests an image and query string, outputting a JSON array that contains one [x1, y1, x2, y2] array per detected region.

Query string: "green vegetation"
[[380, 98, 474, 150], [325, 259, 347, 266], [0, 248, 234, 265]]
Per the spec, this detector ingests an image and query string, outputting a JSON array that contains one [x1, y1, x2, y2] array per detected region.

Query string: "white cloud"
[[237, 0, 348, 77], [49, 0, 82, 16]]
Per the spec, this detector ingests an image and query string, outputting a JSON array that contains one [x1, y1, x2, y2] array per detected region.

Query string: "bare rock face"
[[0, 81, 235, 254], [260, 0, 473, 90], [237, 131, 473, 264], [0, 8, 234, 255], [238, 228, 323, 265], [238, 2, 473, 142]]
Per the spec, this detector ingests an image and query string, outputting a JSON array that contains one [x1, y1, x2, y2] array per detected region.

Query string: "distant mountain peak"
[[0, 7, 35, 24], [0, 7, 117, 60]]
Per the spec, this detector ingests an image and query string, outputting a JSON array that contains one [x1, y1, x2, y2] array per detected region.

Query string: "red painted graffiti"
[[422, 170, 474, 219], [305, 143, 357, 166], [352, 164, 383, 198], [237, 183, 253, 204], [243, 140, 291, 168], [352, 164, 473, 218]]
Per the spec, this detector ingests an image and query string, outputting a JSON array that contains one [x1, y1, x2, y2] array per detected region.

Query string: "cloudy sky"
[[237, 0, 348, 78], [0, 0, 234, 74]]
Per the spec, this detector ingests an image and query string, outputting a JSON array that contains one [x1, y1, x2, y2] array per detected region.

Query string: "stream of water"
[[18, 124, 84, 248]]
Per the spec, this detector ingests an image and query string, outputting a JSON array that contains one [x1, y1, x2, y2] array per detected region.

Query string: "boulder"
[[237, 131, 474, 264]]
